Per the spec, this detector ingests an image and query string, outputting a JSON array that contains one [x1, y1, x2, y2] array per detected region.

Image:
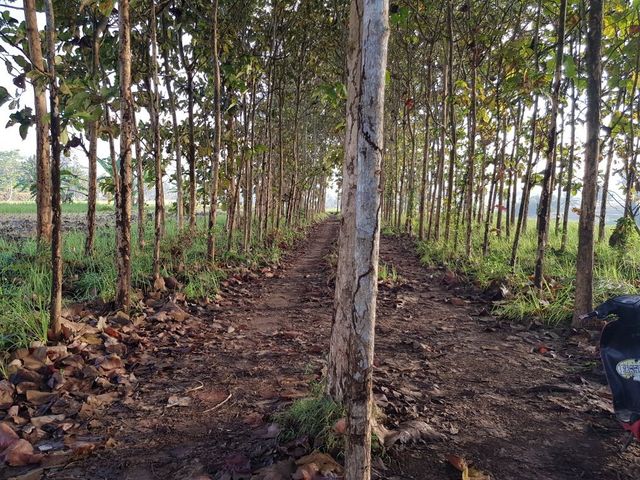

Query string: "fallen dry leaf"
[[383, 420, 443, 448], [0, 423, 19, 449], [167, 395, 192, 407], [333, 418, 347, 435], [251, 459, 296, 480], [1, 439, 42, 466], [294, 452, 342, 477]]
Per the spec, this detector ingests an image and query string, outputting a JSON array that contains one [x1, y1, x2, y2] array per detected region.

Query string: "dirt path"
[[376, 235, 640, 479], [40, 221, 639, 479]]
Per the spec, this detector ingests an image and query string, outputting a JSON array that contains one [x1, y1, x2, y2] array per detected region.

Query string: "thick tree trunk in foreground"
[[116, 0, 134, 311], [44, 0, 61, 337], [344, 1, 389, 479], [327, 0, 362, 404], [24, 0, 52, 245], [573, 0, 603, 326]]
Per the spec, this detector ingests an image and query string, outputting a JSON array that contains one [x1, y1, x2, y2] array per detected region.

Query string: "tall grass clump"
[[416, 221, 640, 325], [0, 205, 327, 350]]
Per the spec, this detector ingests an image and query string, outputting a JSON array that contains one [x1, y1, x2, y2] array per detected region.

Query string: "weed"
[[274, 393, 345, 452], [416, 222, 640, 325], [378, 262, 398, 283], [0, 204, 326, 351]]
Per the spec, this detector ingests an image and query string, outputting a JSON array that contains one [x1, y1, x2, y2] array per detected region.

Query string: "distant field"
[[0, 202, 114, 215]]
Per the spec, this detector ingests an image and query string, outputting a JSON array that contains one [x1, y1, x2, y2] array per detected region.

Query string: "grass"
[[415, 221, 640, 326], [0, 202, 113, 215], [274, 382, 346, 453], [378, 262, 398, 283], [0, 202, 321, 351]]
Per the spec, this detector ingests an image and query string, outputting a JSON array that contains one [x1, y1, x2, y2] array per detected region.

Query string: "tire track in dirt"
[[42, 224, 639, 479]]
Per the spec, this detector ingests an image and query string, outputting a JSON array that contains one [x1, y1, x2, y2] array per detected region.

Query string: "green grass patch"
[[416, 221, 640, 326], [0, 202, 113, 215], [274, 383, 345, 453], [0, 207, 323, 351]]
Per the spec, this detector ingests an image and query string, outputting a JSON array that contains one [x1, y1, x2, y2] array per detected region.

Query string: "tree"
[[115, 0, 133, 311], [338, 0, 389, 478], [573, 0, 603, 326], [44, 0, 61, 337], [327, 0, 362, 405], [533, 0, 568, 288], [23, 0, 52, 244]]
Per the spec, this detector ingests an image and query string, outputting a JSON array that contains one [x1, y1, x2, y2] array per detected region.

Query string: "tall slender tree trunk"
[[84, 16, 108, 255], [465, 47, 477, 256], [178, 33, 197, 231], [134, 115, 145, 249], [207, 0, 222, 263], [533, 0, 566, 287], [418, 65, 432, 240], [24, 0, 51, 245], [598, 136, 615, 242], [149, 2, 163, 283], [116, 0, 134, 311], [443, 1, 456, 243], [573, 0, 602, 325], [162, 19, 184, 230], [44, 0, 61, 337]]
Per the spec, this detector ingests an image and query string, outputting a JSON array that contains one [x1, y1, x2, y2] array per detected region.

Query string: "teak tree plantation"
[[0, 0, 639, 478]]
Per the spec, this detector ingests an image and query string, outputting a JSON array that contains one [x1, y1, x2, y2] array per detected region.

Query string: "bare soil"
[[0, 213, 115, 241], [5, 217, 638, 479]]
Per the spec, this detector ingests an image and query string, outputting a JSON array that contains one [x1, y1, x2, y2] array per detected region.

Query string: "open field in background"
[[414, 222, 640, 325], [0, 202, 314, 351]]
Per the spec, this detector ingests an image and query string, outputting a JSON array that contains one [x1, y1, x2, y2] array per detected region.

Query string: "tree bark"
[[344, 1, 389, 479], [44, 0, 61, 337], [207, 0, 222, 263], [533, 0, 567, 287], [327, 0, 362, 404], [116, 0, 134, 311], [23, 0, 51, 245], [149, 1, 163, 283], [573, 0, 602, 326]]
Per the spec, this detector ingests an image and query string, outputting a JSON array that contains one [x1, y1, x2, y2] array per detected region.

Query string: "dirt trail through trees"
[[44, 219, 639, 479]]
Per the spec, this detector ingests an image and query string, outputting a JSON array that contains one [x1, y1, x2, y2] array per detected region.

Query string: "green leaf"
[[19, 123, 29, 140], [0, 86, 10, 108]]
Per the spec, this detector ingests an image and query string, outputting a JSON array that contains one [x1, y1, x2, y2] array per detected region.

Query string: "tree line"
[[0, 0, 346, 334]]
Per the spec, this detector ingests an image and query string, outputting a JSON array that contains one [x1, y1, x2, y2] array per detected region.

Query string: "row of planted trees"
[[376, 0, 628, 322], [1, 0, 348, 333]]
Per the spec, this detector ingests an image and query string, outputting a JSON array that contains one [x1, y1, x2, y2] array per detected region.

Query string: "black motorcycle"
[[582, 295, 640, 447]]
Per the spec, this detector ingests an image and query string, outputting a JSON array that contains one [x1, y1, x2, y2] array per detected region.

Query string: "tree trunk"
[[178, 32, 197, 231], [116, 0, 134, 312], [84, 15, 108, 255], [444, 1, 456, 243], [24, 0, 52, 245], [598, 136, 615, 242], [162, 18, 184, 231], [149, 2, 163, 283], [465, 46, 477, 256], [44, 0, 61, 337], [533, 0, 566, 288], [327, 0, 362, 404], [418, 65, 432, 240], [573, 0, 602, 326], [207, 0, 222, 263], [344, 1, 388, 478]]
